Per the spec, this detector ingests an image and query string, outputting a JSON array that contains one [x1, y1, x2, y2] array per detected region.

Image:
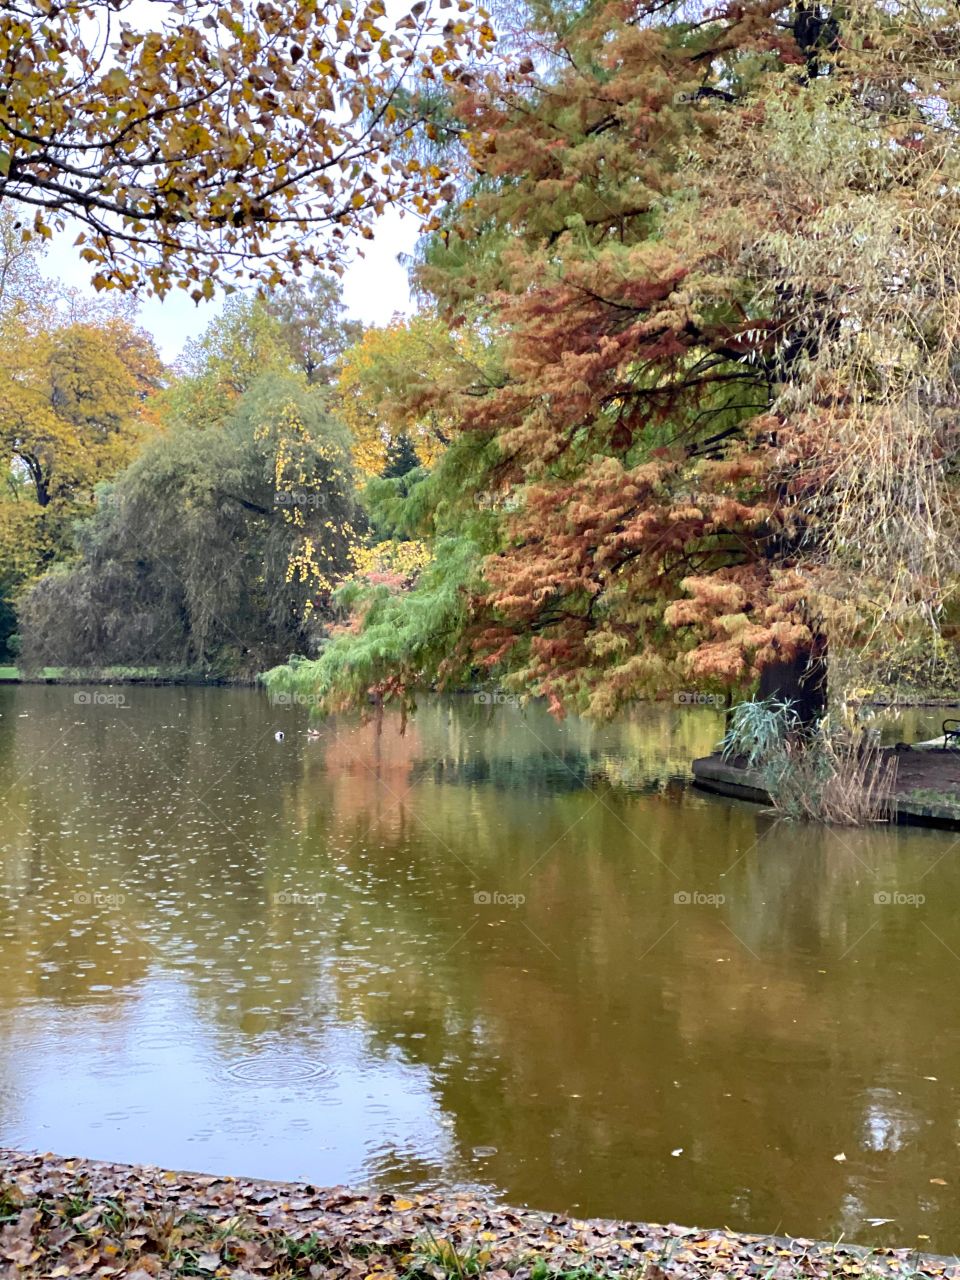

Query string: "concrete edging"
[[691, 755, 960, 830]]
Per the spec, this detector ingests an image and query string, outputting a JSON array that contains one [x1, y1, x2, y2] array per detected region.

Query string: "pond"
[[1, 686, 959, 1249]]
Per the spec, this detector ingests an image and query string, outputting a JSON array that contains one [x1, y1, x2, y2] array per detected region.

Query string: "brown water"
[[1, 686, 959, 1249]]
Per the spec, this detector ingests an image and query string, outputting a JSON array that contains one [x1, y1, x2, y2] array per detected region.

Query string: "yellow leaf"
[[102, 68, 130, 92]]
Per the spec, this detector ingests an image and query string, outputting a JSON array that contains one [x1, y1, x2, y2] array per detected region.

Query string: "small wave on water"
[[223, 1055, 333, 1084]]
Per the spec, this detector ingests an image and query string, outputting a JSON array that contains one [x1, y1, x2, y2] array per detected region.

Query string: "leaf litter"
[[1, 1149, 957, 1280]]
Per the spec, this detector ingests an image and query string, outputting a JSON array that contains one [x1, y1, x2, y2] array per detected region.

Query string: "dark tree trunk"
[[757, 636, 828, 726]]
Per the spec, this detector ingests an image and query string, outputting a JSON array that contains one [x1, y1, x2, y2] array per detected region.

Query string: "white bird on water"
[[274, 730, 284, 742]]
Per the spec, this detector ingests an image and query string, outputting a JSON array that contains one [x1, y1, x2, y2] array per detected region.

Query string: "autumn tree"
[[0, 293, 162, 657], [168, 276, 361, 426], [461, 0, 960, 715], [0, 310, 161, 576], [337, 312, 495, 475], [0, 0, 494, 297], [0, 316, 159, 510], [169, 296, 294, 428], [18, 372, 360, 673], [265, 274, 363, 386], [271, 0, 960, 719], [690, 40, 960, 699], [270, 0, 787, 714]]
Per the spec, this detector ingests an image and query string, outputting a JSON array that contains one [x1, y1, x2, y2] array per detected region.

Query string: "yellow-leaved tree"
[[0, 308, 163, 595], [0, 0, 494, 296], [337, 313, 492, 476]]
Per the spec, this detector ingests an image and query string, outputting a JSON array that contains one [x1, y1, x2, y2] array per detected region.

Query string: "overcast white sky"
[[42, 204, 420, 362]]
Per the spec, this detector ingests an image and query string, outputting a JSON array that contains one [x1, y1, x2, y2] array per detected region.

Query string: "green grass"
[[59, 1186, 95, 1223], [405, 1232, 486, 1280], [0, 665, 73, 680], [901, 786, 960, 811], [275, 1233, 339, 1265], [0, 1182, 22, 1225], [99, 1197, 130, 1235], [0, 665, 232, 683], [530, 1265, 609, 1280]]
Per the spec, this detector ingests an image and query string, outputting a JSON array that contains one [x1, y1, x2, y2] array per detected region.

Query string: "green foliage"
[[11, 284, 365, 677], [721, 698, 802, 770], [168, 296, 293, 427], [275, 1232, 337, 1266], [264, 422, 506, 710], [264, 273, 363, 386], [18, 374, 359, 676], [0, 577, 17, 661], [265, 532, 481, 713], [528, 1263, 605, 1280], [721, 697, 839, 818], [169, 282, 361, 427], [834, 633, 960, 704], [382, 433, 422, 479]]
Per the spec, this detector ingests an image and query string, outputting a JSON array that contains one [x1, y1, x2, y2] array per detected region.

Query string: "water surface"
[[1, 687, 959, 1249]]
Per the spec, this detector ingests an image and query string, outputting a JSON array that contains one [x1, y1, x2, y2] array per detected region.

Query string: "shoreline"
[[692, 748, 960, 830], [2, 670, 960, 710], [0, 667, 255, 686], [1, 1149, 958, 1280]]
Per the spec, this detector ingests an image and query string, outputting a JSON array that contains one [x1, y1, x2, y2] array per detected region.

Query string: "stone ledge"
[[692, 755, 960, 830]]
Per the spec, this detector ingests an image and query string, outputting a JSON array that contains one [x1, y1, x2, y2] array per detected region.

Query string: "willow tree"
[[18, 373, 359, 673], [692, 23, 960, 700]]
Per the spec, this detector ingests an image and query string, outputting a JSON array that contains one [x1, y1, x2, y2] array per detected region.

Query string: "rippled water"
[[1, 686, 959, 1248]]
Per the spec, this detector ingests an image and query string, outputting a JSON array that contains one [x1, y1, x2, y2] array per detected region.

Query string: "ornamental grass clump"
[[722, 698, 897, 826]]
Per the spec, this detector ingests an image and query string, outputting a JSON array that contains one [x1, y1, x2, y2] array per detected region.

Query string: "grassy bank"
[[0, 1151, 955, 1280], [0, 666, 254, 685]]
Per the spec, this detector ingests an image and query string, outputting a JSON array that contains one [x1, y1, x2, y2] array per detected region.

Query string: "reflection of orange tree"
[[294, 717, 424, 838], [299, 700, 726, 812]]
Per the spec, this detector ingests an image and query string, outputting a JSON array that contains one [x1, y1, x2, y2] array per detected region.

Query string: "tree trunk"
[[758, 636, 828, 726]]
